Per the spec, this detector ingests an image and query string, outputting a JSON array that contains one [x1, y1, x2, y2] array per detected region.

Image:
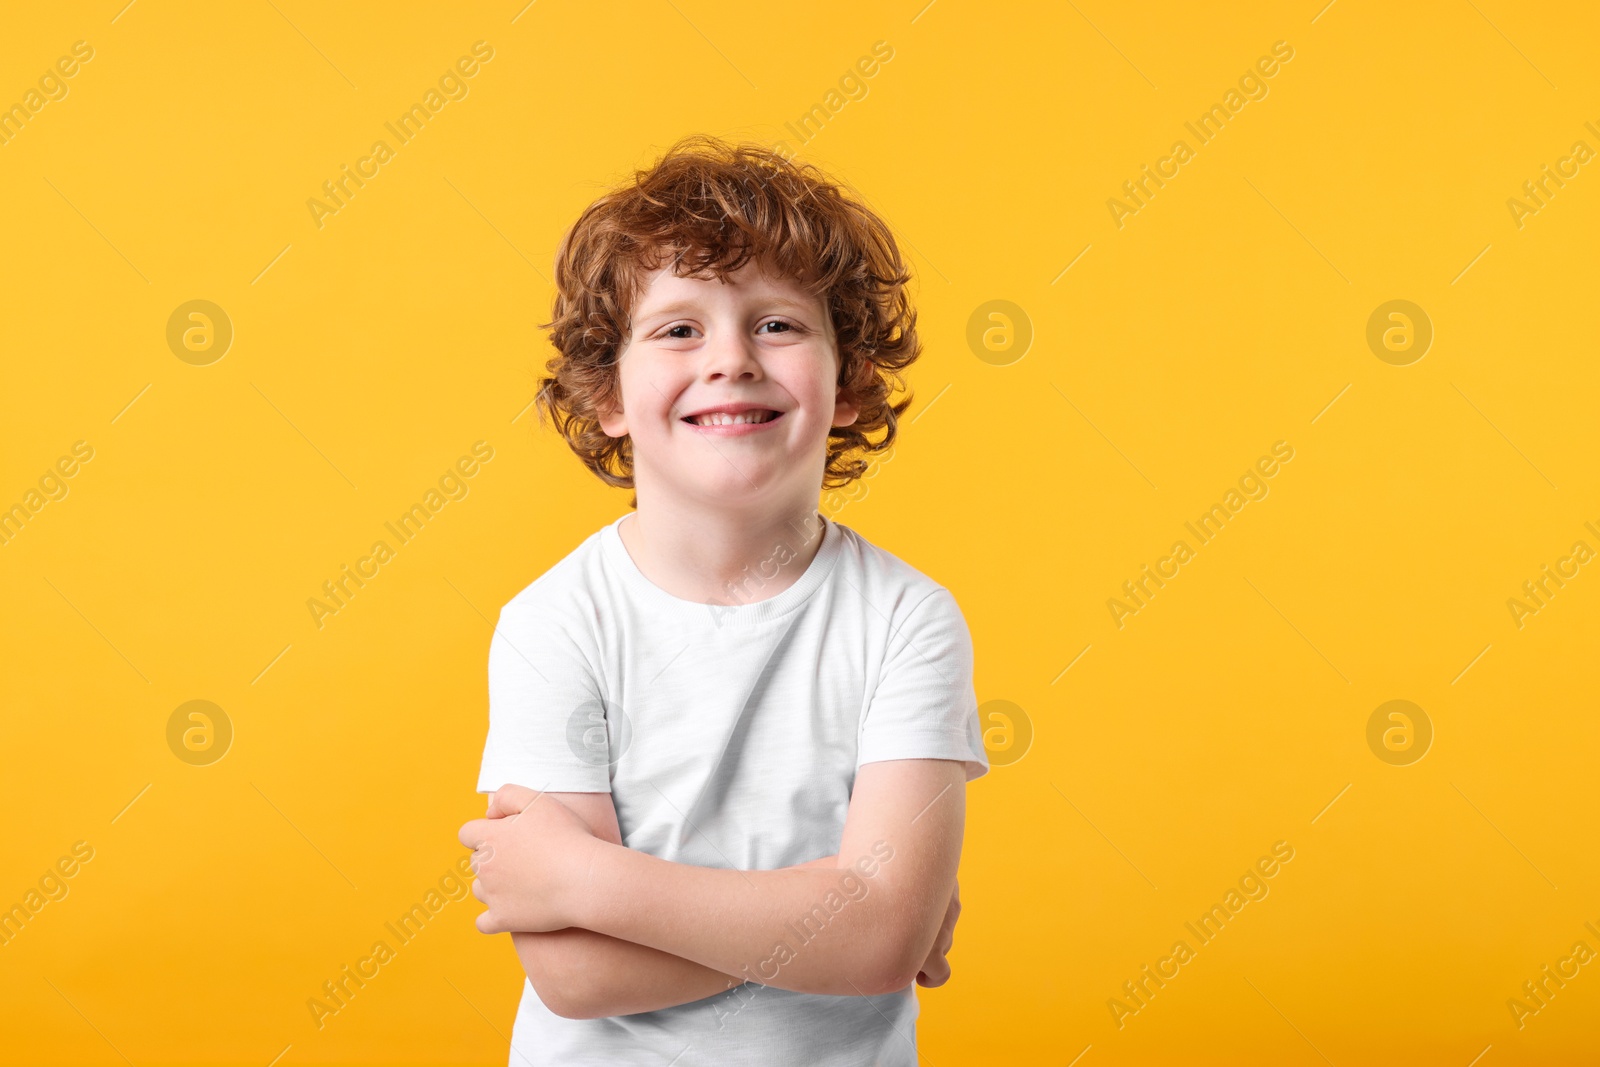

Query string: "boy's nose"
[[700, 331, 762, 380]]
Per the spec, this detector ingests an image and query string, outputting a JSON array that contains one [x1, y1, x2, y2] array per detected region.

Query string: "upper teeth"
[[692, 411, 774, 425]]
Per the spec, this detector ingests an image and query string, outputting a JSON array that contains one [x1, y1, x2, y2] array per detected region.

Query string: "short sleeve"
[[476, 597, 615, 794], [857, 588, 989, 782]]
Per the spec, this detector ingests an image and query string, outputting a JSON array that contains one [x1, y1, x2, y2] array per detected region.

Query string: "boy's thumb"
[[486, 784, 537, 818]]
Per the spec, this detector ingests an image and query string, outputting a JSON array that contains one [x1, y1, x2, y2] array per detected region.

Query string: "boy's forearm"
[[514, 929, 743, 1018], [520, 854, 842, 1018], [495, 788, 742, 1018], [571, 844, 917, 997]]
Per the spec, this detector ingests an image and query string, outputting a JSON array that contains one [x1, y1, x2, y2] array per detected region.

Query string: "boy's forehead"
[[631, 258, 822, 312]]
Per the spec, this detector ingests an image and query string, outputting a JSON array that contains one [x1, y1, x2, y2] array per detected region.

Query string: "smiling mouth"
[[682, 410, 782, 427]]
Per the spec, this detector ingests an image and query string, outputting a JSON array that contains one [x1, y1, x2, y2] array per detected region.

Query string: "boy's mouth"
[[682, 410, 782, 427]]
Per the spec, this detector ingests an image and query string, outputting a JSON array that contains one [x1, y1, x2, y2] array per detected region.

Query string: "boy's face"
[[598, 255, 860, 510]]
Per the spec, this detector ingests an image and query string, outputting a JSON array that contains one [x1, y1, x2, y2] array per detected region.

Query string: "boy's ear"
[[595, 386, 628, 438], [832, 343, 865, 428], [832, 384, 861, 428]]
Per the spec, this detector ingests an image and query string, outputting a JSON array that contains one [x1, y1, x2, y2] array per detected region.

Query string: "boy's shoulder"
[[495, 521, 612, 628], [827, 519, 961, 619]]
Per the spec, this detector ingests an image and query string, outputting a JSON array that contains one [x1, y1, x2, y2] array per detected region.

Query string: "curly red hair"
[[533, 134, 921, 505]]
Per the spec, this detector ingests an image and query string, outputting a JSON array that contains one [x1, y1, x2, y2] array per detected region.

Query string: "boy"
[[458, 135, 987, 1065]]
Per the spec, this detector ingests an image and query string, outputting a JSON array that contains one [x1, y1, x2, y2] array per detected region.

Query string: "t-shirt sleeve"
[[857, 587, 989, 782], [476, 595, 615, 795]]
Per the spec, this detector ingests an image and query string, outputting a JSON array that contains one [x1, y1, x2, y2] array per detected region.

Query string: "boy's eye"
[[659, 320, 799, 339]]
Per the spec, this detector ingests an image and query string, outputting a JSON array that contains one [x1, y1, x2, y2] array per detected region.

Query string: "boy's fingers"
[[458, 817, 491, 849], [486, 783, 540, 819], [486, 788, 513, 818], [916, 956, 951, 987]]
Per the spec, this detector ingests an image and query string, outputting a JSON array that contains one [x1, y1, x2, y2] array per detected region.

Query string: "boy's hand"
[[458, 788, 602, 934], [485, 783, 544, 819], [914, 878, 960, 988]]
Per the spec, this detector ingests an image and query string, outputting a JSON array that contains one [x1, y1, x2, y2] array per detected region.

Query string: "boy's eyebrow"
[[634, 296, 820, 321]]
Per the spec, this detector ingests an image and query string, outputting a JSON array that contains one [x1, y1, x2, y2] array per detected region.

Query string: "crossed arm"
[[459, 758, 968, 1020]]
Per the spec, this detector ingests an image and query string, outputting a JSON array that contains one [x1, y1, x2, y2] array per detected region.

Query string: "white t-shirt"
[[476, 508, 988, 1066]]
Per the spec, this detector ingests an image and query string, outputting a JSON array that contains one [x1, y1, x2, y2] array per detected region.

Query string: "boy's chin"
[[662, 474, 792, 510], [685, 481, 779, 507]]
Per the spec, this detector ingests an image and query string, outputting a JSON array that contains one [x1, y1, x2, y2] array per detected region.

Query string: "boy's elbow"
[[530, 965, 612, 1020], [854, 924, 925, 996], [544, 988, 610, 1020], [855, 961, 917, 998], [532, 973, 593, 1020], [515, 933, 607, 1020]]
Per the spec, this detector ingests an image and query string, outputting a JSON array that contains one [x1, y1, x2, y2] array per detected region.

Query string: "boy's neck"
[[617, 495, 829, 608]]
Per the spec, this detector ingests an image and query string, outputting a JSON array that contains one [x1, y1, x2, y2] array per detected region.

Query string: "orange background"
[[2, 1, 1597, 1064]]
